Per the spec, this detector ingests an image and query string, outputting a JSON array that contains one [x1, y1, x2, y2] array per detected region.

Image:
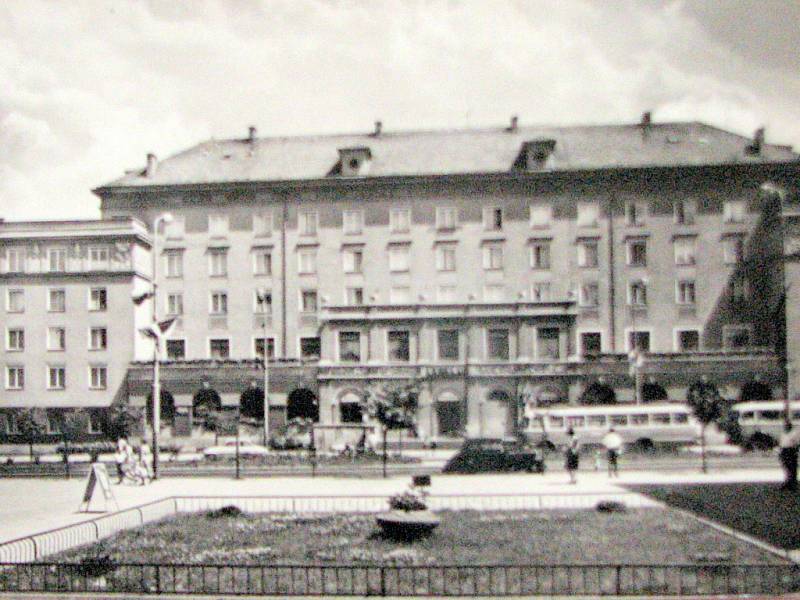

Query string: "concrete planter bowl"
[[375, 510, 440, 541]]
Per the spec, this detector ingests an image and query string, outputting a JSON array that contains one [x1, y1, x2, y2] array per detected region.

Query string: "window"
[[48, 366, 66, 390], [723, 326, 751, 349], [339, 331, 361, 362], [298, 210, 318, 236], [254, 290, 272, 314], [166, 293, 183, 316], [580, 332, 602, 355], [482, 243, 503, 270], [529, 241, 550, 269], [483, 285, 505, 302], [88, 246, 109, 270], [89, 366, 107, 389], [484, 207, 503, 231], [723, 236, 745, 264], [435, 244, 456, 271], [390, 286, 411, 304], [724, 200, 746, 223], [254, 337, 275, 359], [731, 277, 749, 302], [676, 280, 696, 305], [208, 248, 228, 277], [580, 282, 599, 307], [6, 367, 24, 390], [577, 202, 599, 227], [674, 237, 696, 265], [578, 240, 599, 268], [390, 208, 411, 233], [210, 292, 228, 315], [388, 331, 410, 362], [340, 393, 364, 423], [531, 282, 551, 302], [48, 327, 66, 351], [343, 210, 364, 235], [6, 328, 24, 352], [3, 248, 24, 273], [300, 337, 321, 360], [7, 289, 24, 313], [89, 327, 107, 350], [628, 281, 647, 306], [346, 287, 364, 306], [301, 290, 318, 312], [297, 248, 317, 274], [436, 207, 457, 230], [253, 212, 273, 237], [88, 287, 108, 312], [627, 239, 647, 267], [165, 250, 183, 278], [675, 199, 694, 225], [628, 331, 650, 352], [48, 248, 67, 272], [487, 329, 509, 360], [530, 205, 552, 228], [388, 244, 410, 272], [209, 339, 230, 359], [630, 414, 649, 426], [437, 330, 459, 360], [677, 330, 700, 352], [625, 201, 642, 225], [48, 289, 65, 312], [342, 247, 363, 273], [537, 327, 560, 360], [166, 339, 186, 360], [208, 213, 228, 237], [253, 248, 272, 276], [437, 285, 456, 303]]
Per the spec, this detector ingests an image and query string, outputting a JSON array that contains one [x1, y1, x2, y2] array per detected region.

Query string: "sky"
[[1, 0, 799, 221]]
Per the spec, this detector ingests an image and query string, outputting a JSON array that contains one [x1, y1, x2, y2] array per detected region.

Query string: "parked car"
[[202, 440, 270, 459], [443, 438, 545, 474]]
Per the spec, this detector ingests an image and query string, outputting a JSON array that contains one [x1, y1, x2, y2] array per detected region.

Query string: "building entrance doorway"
[[436, 391, 464, 437]]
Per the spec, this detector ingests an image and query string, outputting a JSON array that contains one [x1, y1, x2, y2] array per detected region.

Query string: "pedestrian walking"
[[602, 428, 623, 478], [564, 428, 580, 484], [779, 422, 800, 491], [114, 438, 128, 484]]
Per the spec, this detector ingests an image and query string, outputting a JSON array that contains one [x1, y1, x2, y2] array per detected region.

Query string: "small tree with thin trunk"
[[57, 409, 89, 480], [363, 383, 420, 478], [15, 408, 48, 459], [687, 380, 724, 473], [102, 402, 142, 442]]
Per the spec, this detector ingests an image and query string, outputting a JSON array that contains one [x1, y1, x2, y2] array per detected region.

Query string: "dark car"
[[443, 438, 545, 474]]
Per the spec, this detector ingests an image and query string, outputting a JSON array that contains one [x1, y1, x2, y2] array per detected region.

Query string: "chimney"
[[746, 127, 765, 156], [145, 153, 157, 178], [372, 120, 382, 136], [640, 111, 652, 127], [507, 115, 519, 132], [248, 126, 257, 143]]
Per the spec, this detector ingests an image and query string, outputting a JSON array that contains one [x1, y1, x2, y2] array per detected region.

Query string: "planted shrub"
[[77, 554, 116, 578], [596, 500, 627, 513], [206, 505, 244, 518]]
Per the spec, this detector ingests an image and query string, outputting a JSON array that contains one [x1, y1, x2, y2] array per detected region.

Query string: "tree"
[[687, 380, 724, 473], [579, 382, 617, 405], [102, 402, 143, 442], [58, 409, 89, 480], [15, 408, 47, 459], [363, 382, 420, 478]]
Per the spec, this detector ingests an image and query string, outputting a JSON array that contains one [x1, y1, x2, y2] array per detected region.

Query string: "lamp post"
[[256, 289, 270, 447], [630, 278, 648, 405]]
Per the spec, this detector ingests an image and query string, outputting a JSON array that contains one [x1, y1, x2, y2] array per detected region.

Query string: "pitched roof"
[[99, 121, 798, 189]]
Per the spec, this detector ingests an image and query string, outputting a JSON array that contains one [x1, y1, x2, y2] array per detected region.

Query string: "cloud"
[[0, 0, 798, 220]]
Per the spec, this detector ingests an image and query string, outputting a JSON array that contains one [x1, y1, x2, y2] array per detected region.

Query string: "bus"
[[729, 400, 800, 443], [524, 403, 700, 449]]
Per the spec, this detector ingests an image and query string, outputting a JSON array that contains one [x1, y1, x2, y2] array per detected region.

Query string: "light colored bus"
[[730, 400, 800, 441], [524, 403, 700, 448]]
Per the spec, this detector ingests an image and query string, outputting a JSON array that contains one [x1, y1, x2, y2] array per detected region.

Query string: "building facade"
[[2, 116, 800, 447]]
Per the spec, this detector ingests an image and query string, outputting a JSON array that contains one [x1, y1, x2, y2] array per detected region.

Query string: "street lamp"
[[256, 289, 271, 447], [630, 277, 648, 405]]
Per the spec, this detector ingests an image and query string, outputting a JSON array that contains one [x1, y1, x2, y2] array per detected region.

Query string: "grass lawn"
[[53, 507, 783, 566], [627, 482, 800, 551]]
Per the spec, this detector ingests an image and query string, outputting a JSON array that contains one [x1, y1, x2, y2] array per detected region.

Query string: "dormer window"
[[338, 147, 372, 176], [516, 139, 556, 170]]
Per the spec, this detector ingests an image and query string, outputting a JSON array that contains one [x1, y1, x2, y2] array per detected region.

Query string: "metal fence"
[[0, 562, 797, 596]]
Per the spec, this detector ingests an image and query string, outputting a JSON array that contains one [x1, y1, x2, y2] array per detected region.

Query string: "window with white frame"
[[300, 290, 317, 312], [580, 332, 602, 355], [723, 236, 745, 264], [628, 280, 647, 306], [7, 289, 24, 313], [48, 289, 65, 312], [48, 248, 67, 272], [673, 236, 696, 265], [531, 282, 551, 302], [298, 210, 318, 236], [166, 339, 186, 360], [390, 286, 411, 304], [723, 200, 746, 223], [435, 244, 456, 272], [577, 239, 599, 268], [676, 280, 696, 305], [436, 207, 457, 230], [3, 248, 24, 273], [166, 293, 183, 316], [487, 329, 510, 360], [674, 199, 694, 225], [209, 339, 230, 359], [388, 244, 410, 272], [342, 210, 364, 235], [437, 329, 459, 360], [483, 285, 505, 302], [482, 243, 503, 270], [210, 292, 228, 315], [253, 248, 272, 276], [580, 282, 599, 307], [627, 239, 647, 267], [298, 247, 317, 274], [625, 201, 643, 225], [676, 329, 700, 352], [47, 327, 66, 351], [437, 285, 456, 303], [339, 331, 361, 362], [387, 330, 410, 362], [88, 246, 109, 270], [89, 287, 107, 311], [208, 248, 228, 277], [530, 205, 552, 228], [723, 325, 751, 349], [529, 241, 550, 269], [300, 337, 321, 360], [730, 277, 749, 302], [254, 290, 272, 314], [484, 207, 503, 231], [346, 287, 364, 306], [254, 337, 275, 359], [208, 213, 228, 236], [89, 366, 107, 389], [48, 366, 66, 390], [577, 202, 599, 227], [253, 212, 273, 237], [390, 208, 411, 233], [342, 247, 363, 273], [165, 250, 183, 278], [6, 366, 24, 390], [89, 327, 107, 350], [537, 327, 560, 360], [7, 328, 24, 351]]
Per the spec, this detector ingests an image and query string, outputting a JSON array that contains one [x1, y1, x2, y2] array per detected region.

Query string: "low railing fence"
[[0, 562, 797, 596]]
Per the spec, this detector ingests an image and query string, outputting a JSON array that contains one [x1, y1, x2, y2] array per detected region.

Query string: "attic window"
[[516, 139, 556, 170], [337, 146, 372, 177]]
